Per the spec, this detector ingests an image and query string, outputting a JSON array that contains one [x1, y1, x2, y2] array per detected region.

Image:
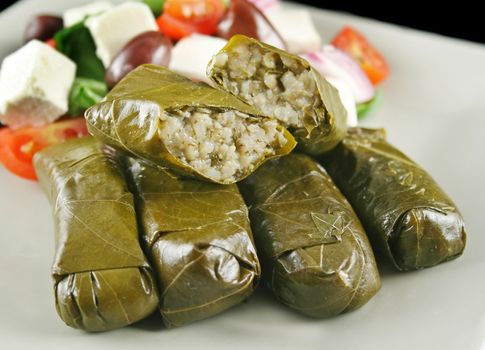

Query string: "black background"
[[1, 0, 483, 44]]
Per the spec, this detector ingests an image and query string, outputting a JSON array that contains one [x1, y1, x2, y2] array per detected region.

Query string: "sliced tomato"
[[332, 26, 390, 85], [0, 117, 89, 181], [157, 0, 225, 40], [45, 38, 56, 49], [157, 13, 198, 39]]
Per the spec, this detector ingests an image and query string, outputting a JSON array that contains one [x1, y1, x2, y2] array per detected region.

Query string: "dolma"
[[33, 137, 159, 332], [239, 153, 380, 317], [122, 156, 261, 327], [85, 64, 295, 184], [321, 128, 467, 271], [208, 35, 347, 155]]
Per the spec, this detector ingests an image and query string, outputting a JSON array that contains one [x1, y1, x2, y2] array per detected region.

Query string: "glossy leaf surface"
[[208, 35, 348, 155], [321, 128, 467, 271], [33, 138, 159, 331], [123, 157, 260, 327], [85, 64, 296, 184], [239, 153, 380, 317]]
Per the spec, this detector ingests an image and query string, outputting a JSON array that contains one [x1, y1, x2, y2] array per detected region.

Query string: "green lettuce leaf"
[[68, 78, 107, 115], [54, 22, 105, 81], [143, 0, 165, 16], [357, 88, 383, 119]]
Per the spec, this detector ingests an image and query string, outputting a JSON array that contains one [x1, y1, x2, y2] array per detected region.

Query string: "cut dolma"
[[208, 35, 347, 155], [320, 128, 467, 271], [33, 137, 159, 332], [85, 64, 295, 184], [123, 156, 261, 327], [239, 153, 380, 317]]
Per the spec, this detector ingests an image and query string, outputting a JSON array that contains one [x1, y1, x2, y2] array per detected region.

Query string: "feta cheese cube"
[[0, 40, 76, 129], [85, 2, 158, 67], [170, 34, 227, 84], [63, 1, 113, 27], [266, 8, 321, 53]]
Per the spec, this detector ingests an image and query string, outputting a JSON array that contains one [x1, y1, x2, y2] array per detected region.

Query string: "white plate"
[[1, 1, 485, 349]]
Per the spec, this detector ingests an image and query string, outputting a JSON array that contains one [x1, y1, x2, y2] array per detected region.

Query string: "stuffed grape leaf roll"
[[320, 128, 467, 271], [33, 137, 159, 332], [239, 153, 380, 317], [85, 64, 295, 184], [208, 35, 347, 155], [122, 156, 261, 327]]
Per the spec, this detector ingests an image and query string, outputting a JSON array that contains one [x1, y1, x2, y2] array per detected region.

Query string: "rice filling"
[[210, 43, 322, 129], [158, 107, 287, 182]]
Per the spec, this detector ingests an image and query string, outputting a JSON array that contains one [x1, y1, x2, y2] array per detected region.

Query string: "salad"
[[0, 0, 389, 181]]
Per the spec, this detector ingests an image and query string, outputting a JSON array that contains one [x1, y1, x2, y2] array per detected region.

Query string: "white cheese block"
[[63, 1, 113, 27], [169, 34, 227, 84], [85, 2, 158, 67], [266, 8, 321, 54], [0, 40, 76, 129], [326, 77, 358, 127]]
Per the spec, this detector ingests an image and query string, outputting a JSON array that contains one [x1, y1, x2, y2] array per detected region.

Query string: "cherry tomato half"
[[332, 26, 390, 85], [157, 0, 225, 40], [0, 117, 89, 181]]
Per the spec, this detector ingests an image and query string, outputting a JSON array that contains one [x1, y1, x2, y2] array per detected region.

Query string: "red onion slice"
[[302, 45, 375, 103]]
